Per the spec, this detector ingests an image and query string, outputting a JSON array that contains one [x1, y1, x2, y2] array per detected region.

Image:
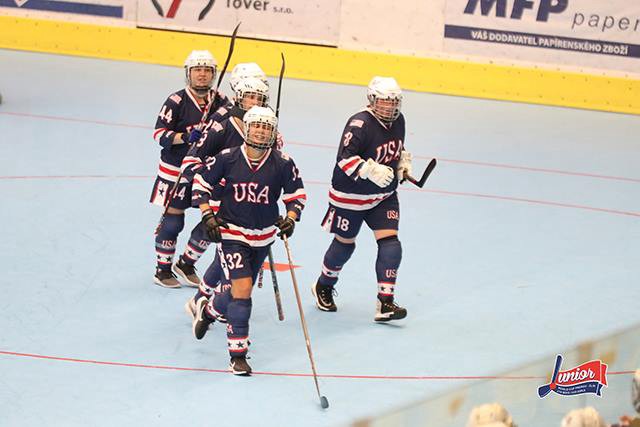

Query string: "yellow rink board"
[[1, 16, 638, 115]]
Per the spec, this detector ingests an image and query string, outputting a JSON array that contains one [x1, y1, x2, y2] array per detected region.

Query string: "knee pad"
[[157, 213, 185, 239], [376, 235, 402, 268]]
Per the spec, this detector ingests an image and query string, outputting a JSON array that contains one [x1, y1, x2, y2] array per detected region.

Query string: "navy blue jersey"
[[329, 109, 406, 211], [192, 146, 306, 247], [182, 116, 245, 180], [153, 89, 229, 176]]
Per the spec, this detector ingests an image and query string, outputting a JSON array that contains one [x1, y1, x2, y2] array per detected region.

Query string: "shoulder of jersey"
[[275, 150, 294, 163], [347, 110, 373, 128], [166, 89, 186, 105]]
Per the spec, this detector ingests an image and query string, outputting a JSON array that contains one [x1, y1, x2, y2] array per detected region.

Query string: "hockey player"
[[191, 106, 306, 375], [205, 62, 269, 124], [181, 76, 271, 316], [150, 50, 225, 288], [311, 76, 413, 322]]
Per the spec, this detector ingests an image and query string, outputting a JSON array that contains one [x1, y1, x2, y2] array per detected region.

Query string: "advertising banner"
[[444, 0, 640, 73], [137, 0, 341, 46]]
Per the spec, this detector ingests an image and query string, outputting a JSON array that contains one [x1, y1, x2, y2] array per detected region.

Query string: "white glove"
[[358, 158, 394, 188], [396, 150, 413, 182]]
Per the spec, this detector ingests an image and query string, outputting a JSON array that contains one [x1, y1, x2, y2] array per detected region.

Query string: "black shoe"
[[311, 283, 337, 312], [229, 356, 252, 376], [173, 257, 201, 287], [192, 297, 214, 340], [153, 268, 180, 288], [374, 299, 407, 322]]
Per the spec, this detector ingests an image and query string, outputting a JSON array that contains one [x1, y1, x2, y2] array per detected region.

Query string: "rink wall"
[[1, 1, 639, 115]]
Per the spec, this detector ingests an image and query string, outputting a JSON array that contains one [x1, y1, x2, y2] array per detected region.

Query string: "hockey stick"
[[265, 51, 287, 320], [267, 249, 284, 321], [404, 158, 437, 188], [154, 23, 240, 235], [282, 235, 329, 409]]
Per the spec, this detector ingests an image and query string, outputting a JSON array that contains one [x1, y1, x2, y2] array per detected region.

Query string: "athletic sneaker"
[[173, 257, 201, 287], [229, 356, 252, 376], [311, 283, 337, 312], [192, 297, 214, 340], [154, 268, 180, 288], [374, 299, 407, 322]]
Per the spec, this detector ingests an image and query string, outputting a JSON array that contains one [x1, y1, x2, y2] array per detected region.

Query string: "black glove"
[[202, 210, 228, 242], [275, 216, 295, 239]]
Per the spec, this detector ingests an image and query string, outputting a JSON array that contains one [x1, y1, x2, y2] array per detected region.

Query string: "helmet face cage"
[[243, 106, 277, 151], [367, 76, 403, 123], [234, 78, 270, 111], [368, 94, 402, 123], [184, 50, 217, 93]]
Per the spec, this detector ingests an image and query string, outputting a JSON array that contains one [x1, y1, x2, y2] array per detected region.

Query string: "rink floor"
[[1, 49, 639, 426]]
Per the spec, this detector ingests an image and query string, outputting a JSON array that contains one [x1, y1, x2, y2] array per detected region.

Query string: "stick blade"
[[320, 396, 329, 409], [415, 158, 437, 188]]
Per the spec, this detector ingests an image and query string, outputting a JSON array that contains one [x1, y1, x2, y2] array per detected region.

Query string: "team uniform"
[[151, 50, 229, 289], [313, 76, 412, 322], [190, 107, 306, 374]]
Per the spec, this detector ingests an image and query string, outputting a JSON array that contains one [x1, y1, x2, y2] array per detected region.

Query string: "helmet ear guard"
[[184, 50, 217, 94], [243, 106, 278, 151], [367, 76, 403, 123]]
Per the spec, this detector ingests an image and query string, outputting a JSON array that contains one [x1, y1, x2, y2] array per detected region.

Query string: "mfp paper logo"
[[538, 355, 608, 398]]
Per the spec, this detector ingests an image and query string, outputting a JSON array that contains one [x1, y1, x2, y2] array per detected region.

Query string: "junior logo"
[[538, 354, 608, 398]]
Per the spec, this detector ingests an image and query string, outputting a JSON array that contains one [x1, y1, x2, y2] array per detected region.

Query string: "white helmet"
[[184, 50, 217, 93], [632, 369, 640, 413], [367, 76, 403, 123], [560, 407, 606, 427], [466, 403, 514, 427], [230, 63, 268, 92], [234, 77, 270, 111], [243, 106, 277, 151]]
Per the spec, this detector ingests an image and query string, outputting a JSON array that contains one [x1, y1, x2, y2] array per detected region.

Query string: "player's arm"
[[181, 121, 225, 180], [193, 152, 228, 242], [276, 156, 306, 239], [336, 120, 394, 188], [153, 96, 189, 148]]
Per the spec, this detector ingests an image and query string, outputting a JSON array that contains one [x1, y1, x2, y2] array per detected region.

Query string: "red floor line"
[[1, 175, 637, 218], [3, 111, 638, 183], [303, 180, 640, 219], [0, 350, 633, 380], [0, 350, 540, 380]]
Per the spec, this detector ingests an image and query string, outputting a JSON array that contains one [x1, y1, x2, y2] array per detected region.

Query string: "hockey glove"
[[188, 128, 203, 144], [202, 210, 228, 242], [396, 150, 413, 183], [274, 216, 295, 239], [358, 158, 394, 188]]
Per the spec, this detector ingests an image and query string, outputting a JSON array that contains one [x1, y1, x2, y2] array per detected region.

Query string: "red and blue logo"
[[538, 355, 608, 398]]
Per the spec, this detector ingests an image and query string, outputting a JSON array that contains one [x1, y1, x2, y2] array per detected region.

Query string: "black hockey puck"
[[320, 396, 329, 409]]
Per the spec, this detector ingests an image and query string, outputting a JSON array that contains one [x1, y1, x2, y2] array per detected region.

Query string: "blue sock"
[[208, 283, 232, 319], [155, 213, 184, 271], [180, 222, 210, 265], [317, 238, 356, 287], [375, 235, 402, 302], [198, 254, 223, 297], [226, 298, 252, 357]]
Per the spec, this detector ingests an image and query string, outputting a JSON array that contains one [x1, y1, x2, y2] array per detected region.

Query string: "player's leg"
[[312, 206, 363, 312], [173, 185, 210, 287], [150, 177, 189, 288], [366, 194, 407, 322], [185, 251, 226, 321]]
